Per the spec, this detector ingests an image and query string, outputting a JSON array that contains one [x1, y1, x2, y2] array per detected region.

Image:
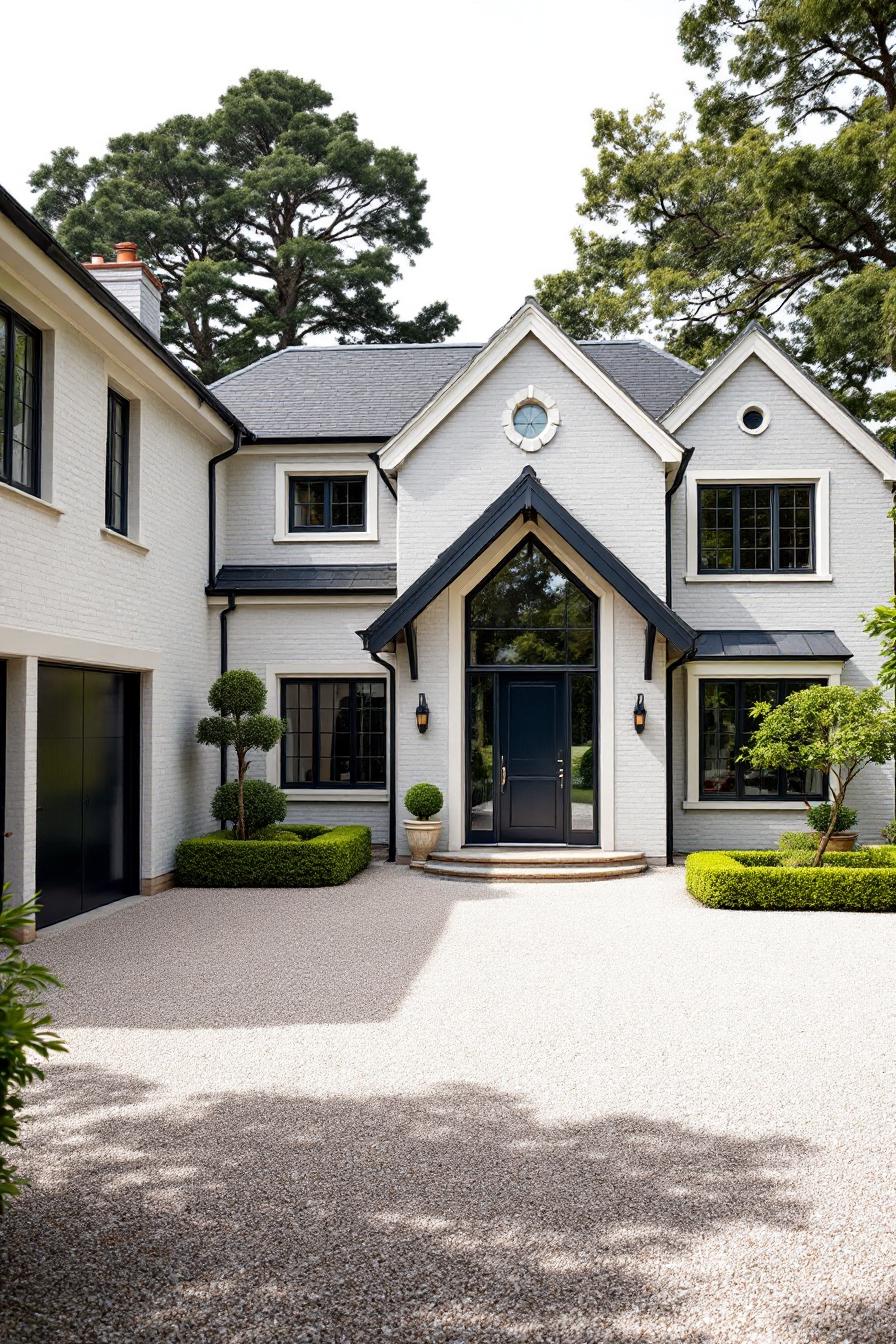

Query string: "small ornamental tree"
[[1, 888, 66, 1211], [743, 685, 896, 865], [196, 670, 285, 840]]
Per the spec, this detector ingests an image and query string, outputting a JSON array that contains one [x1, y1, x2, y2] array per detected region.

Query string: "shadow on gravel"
[[793, 1297, 896, 1342], [38, 874, 509, 1029], [1, 1064, 808, 1344]]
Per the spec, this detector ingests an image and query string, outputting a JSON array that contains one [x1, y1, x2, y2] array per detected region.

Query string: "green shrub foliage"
[[196, 669, 285, 840], [882, 820, 896, 844], [778, 831, 816, 852], [175, 826, 371, 887], [805, 802, 857, 834], [578, 745, 593, 790], [211, 779, 287, 835], [404, 783, 443, 820], [686, 848, 896, 911], [0, 886, 66, 1210]]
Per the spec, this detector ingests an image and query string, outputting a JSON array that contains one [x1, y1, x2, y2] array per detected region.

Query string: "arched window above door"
[[467, 537, 596, 666]]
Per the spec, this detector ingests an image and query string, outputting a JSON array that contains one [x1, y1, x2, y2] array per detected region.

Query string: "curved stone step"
[[430, 847, 646, 867], [422, 859, 647, 883]]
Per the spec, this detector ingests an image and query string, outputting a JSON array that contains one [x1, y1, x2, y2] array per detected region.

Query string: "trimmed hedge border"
[[175, 824, 371, 888], [686, 847, 896, 911]]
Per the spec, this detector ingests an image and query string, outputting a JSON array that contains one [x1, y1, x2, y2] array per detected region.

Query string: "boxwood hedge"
[[175, 824, 371, 888], [685, 847, 896, 912]]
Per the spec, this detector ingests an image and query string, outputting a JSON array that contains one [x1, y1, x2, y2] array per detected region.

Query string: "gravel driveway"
[[2, 863, 896, 1343]]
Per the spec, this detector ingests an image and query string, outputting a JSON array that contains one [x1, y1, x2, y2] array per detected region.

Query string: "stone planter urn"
[[819, 831, 858, 852], [404, 819, 443, 867]]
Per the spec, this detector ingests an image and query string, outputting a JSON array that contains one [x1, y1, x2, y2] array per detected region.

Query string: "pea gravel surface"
[[2, 862, 896, 1343]]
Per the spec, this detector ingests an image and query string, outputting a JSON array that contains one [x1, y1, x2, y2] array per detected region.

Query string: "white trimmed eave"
[[378, 301, 684, 471], [0, 216, 233, 449], [663, 325, 896, 484]]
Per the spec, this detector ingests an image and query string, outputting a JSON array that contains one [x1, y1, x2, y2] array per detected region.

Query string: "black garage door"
[[36, 665, 139, 928]]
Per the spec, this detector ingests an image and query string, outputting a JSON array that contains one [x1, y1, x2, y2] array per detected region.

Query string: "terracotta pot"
[[818, 831, 857, 852], [404, 819, 443, 867]]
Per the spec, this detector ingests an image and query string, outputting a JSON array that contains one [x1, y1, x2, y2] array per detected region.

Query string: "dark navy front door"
[[498, 673, 566, 843]]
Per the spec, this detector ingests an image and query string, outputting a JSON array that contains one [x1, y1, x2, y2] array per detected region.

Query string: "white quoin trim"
[[445, 515, 615, 852], [378, 300, 684, 471], [663, 324, 896, 483]]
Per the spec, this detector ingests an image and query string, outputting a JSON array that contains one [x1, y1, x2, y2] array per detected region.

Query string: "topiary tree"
[[743, 684, 896, 865], [1, 887, 66, 1210], [211, 778, 287, 837], [404, 782, 443, 820], [197, 670, 285, 840]]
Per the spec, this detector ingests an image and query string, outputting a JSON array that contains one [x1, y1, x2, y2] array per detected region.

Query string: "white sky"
[[4, 0, 695, 342]]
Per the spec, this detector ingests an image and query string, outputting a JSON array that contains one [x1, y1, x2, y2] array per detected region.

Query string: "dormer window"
[[289, 475, 366, 532]]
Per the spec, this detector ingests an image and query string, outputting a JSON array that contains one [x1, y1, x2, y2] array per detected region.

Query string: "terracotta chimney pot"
[[114, 241, 139, 264]]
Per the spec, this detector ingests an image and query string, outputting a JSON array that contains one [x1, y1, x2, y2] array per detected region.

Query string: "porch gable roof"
[[360, 465, 696, 653]]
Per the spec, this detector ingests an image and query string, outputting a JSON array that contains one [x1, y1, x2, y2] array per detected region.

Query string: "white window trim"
[[683, 658, 842, 808], [502, 385, 560, 451], [738, 402, 770, 435], [685, 469, 831, 582], [273, 458, 378, 543], [264, 662, 389, 797]]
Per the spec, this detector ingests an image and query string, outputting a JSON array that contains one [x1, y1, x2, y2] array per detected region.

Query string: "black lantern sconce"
[[633, 693, 647, 734], [415, 693, 430, 734]]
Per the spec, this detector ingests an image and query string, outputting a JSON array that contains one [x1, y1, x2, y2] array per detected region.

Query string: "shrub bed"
[[175, 824, 371, 888], [685, 847, 896, 911]]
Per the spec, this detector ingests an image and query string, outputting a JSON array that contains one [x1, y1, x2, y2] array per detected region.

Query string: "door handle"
[[557, 758, 565, 790], [500, 756, 507, 792]]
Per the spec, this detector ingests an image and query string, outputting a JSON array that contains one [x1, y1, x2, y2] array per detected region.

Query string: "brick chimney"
[[83, 242, 162, 340]]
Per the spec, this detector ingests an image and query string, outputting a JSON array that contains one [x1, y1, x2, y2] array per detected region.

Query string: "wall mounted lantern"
[[415, 693, 430, 734], [633, 693, 647, 734]]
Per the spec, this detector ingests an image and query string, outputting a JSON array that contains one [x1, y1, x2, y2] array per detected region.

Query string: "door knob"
[[557, 758, 565, 790], [500, 756, 507, 792]]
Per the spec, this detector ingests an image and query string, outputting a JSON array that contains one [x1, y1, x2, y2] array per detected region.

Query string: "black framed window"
[[105, 390, 130, 535], [0, 301, 41, 495], [700, 678, 827, 801], [698, 484, 815, 573], [288, 476, 366, 532], [281, 678, 386, 788]]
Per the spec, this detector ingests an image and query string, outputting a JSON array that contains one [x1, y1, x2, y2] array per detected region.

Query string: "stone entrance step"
[[421, 847, 647, 883]]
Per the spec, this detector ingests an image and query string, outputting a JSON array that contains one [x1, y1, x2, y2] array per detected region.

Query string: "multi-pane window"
[[700, 678, 826, 800], [698, 484, 815, 573], [0, 302, 41, 494], [281, 678, 386, 788], [467, 537, 596, 666], [105, 391, 129, 534], [288, 476, 366, 532]]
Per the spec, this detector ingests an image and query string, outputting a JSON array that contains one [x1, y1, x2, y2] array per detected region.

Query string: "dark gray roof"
[[211, 339, 700, 439], [209, 564, 396, 596], [694, 630, 852, 660]]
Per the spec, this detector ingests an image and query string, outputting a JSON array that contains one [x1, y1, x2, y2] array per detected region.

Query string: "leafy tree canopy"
[[536, 2, 896, 441], [30, 70, 458, 383]]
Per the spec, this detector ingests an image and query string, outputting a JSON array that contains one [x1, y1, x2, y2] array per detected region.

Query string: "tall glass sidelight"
[[468, 674, 495, 833], [570, 673, 595, 834]]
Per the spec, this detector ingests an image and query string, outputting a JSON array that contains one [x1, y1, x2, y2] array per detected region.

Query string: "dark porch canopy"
[[361, 465, 696, 657]]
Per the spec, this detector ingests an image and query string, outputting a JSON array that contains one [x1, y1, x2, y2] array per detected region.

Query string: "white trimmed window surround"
[[502, 385, 560, 452], [264, 662, 390, 801], [684, 469, 831, 582], [273, 458, 378, 543], [682, 659, 841, 809]]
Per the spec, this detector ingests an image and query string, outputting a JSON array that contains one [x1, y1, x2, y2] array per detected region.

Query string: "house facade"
[[1, 184, 894, 928]]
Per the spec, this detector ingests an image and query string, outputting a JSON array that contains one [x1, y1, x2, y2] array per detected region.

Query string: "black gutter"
[[219, 593, 237, 802], [370, 452, 398, 501], [207, 584, 397, 598], [208, 427, 244, 589], [366, 646, 397, 862], [665, 446, 694, 606], [0, 184, 249, 435]]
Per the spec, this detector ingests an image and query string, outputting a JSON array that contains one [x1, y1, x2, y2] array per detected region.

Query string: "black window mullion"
[[312, 682, 321, 786], [323, 479, 333, 530], [1, 307, 11, 482], [771, 488, 780, 573], [733, 485, 741, 572], [348, 679, 358, 786]]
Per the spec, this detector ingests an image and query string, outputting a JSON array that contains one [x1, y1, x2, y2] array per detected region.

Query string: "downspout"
[[370, 452, 398, 501], [367, 646, 397, 862], [209, 425, 244, 590], [219, 593, 236, 805], [664, 446, 696, 866]]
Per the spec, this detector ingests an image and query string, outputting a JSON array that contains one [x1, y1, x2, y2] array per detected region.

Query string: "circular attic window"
[[739, 403, 769, 435], [502, 386, 560, 451]]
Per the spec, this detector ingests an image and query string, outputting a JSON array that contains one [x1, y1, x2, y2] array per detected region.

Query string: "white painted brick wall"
[[670, 355, 895, 849]]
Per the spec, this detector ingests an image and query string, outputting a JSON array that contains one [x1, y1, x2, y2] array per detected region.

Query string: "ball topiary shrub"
[[404, 783, 443, 820], [805, 802, 857, 834], [211, 779, 287, 836], [176, 825, 371, 887]]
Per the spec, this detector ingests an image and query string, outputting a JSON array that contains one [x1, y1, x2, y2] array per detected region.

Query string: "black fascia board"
[[0, 184, 250, 438], [362, 465, 696, 653]]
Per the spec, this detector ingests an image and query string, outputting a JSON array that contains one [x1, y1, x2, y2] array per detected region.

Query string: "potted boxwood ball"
[[805, 802, 858, 852], [403, 783, 444, 866]]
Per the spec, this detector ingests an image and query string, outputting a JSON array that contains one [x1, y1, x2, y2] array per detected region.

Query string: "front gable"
[[378, 299, 684, 472]]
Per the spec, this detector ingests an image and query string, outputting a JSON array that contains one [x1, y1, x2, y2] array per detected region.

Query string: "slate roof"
[[211, 339, 700, 440], [209, 564, 397, 595], [693, 630, 852, 660]]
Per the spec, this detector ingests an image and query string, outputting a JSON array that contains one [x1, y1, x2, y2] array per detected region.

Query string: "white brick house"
[[1, 184, 894, 925]]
